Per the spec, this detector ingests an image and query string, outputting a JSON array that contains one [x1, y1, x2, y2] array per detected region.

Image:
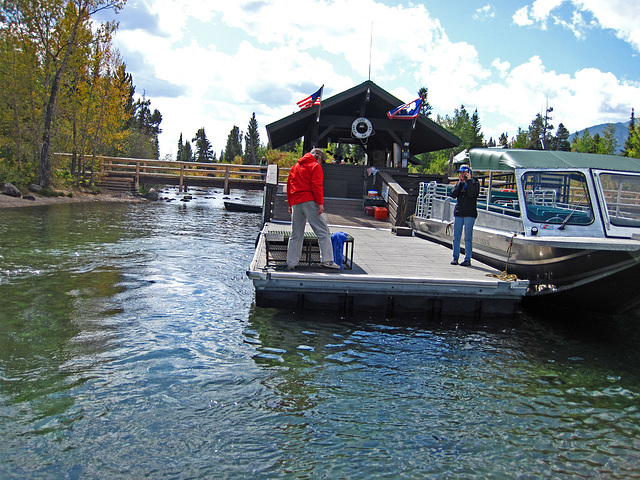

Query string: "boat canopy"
[[465, 148, 640, 173]]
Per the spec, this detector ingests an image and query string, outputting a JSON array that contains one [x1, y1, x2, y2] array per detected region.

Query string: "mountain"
[[570, 121, 630, 154]]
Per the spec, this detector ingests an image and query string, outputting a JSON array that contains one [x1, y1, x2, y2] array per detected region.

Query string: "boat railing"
[[416, 182, 521, 218]]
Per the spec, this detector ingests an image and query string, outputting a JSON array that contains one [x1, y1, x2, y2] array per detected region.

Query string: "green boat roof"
[[466, 148, 640, 173]]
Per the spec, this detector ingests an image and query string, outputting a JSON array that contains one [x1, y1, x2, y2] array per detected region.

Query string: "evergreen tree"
[[224, 126, 243, 162], [193, 127, 213, 162], [498, 133, 510, 147], [511, 127, 529, 149], [572, 128, 596, 153], [470, 109, 483, 148], [599, 124, 618, 155], [182, 140, 193, 162], [418, 87, 433, 117], [542, 106, 554, 149], [622, 108, 637, 157], [177, 133, 184, 162], [126, 95, 163, 159], [244, 113, 260, 165], [554, 123, 571, 151], [528, 114, 545, 149]]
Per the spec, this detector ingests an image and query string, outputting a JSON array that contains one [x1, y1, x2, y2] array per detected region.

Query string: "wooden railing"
[[379, 171, 409, 226], [55, 154, 291, 194]]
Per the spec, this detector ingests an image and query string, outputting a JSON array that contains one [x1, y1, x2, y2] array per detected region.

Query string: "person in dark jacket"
[[450, 165, 480, 266]]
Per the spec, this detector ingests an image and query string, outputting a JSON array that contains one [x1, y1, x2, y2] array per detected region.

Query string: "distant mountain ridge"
[[570, 121, 629, 154]]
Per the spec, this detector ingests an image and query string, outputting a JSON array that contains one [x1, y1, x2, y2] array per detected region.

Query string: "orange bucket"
[[374, 207, 388, 220]]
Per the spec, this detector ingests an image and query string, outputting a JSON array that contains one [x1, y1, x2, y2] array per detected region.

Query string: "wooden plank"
[[248, 223, 529, 318]]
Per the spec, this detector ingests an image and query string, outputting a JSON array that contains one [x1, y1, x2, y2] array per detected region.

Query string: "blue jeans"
[[452, 216, 475, 262]]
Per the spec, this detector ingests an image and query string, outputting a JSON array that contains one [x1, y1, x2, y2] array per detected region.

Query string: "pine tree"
[[177, 133, 184, 162], [554, 123, 571, 151], [244, 113, 260, 165], [498, 133, 510, 147], [622, 109, 637, 157], [193, 127, 213, 162], [182, 140, 193, 162], [528, 114, 545, 149], [418, 87, 433, 117], [542, 106, 554, 149], [470, 109, 483, 147], [224, 126, 243, 163]]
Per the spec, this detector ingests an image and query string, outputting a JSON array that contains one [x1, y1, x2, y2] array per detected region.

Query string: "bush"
[[0, 158, 36, 191]]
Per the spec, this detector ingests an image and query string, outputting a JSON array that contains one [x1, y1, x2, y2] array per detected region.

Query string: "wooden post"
[[179, 164, 184, 192], [135, 161, 140, 191], [262, 164, 279, 225], [224, 166, 230, 195]]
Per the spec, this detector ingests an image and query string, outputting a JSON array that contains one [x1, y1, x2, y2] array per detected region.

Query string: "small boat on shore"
[[411, 148, 640, 312], [224, 201, 262, 213]]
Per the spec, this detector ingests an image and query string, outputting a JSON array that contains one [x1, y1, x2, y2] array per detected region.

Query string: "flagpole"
[[368, 22, 373, 81], [313, 86, 324, 149]]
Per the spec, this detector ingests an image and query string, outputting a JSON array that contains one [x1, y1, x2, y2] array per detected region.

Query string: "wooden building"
[[266, 80, 461, 168]]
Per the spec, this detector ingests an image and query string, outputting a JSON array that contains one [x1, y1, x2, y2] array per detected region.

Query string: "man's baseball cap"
[[457, 165, 471, 173]]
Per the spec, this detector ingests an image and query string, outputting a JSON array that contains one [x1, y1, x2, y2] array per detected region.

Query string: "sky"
[[96, 0, 640, 159]]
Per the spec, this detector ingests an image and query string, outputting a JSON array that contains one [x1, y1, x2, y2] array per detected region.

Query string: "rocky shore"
[[0, 184, 146, 208]]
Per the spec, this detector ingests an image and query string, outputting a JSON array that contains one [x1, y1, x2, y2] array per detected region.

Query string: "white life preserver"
[[351, 117, 373, 139]]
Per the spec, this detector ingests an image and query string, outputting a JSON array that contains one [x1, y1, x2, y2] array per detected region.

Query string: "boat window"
[[522, 171, 594, 225], [597, 173, 640, 227]]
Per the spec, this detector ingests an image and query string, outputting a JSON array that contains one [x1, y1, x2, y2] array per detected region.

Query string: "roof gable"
[[266, 81, 460, 155]]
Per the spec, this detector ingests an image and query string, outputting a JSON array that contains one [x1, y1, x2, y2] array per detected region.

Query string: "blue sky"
[[97, 0, 640, 158]]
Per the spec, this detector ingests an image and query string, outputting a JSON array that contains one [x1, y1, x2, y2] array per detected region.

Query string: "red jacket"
[[287, 153, 324, 207]]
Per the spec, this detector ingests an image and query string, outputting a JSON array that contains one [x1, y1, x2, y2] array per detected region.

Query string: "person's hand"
[[317, 204, 324, 215], [288, 205, 292, 214]]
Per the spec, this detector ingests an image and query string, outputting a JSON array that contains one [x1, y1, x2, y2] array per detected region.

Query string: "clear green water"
[[1, 189, 639, 479]]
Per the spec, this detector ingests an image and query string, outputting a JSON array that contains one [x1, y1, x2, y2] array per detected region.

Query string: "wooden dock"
[[247, 194, 529, 319]]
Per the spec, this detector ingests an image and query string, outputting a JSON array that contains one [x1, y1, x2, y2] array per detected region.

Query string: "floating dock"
[[247, 219, 529, 319]]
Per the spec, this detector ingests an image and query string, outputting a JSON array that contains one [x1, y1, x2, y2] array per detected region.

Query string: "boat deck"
[[247, 215, 529, 319]]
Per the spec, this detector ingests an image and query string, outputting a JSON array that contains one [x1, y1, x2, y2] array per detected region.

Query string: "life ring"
[[500, 189, 516, 193], [351, 117, 373, 139]]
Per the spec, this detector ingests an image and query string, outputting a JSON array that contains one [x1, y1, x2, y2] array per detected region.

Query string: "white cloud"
[[491, 58, 511, 78], [473, 56, 640, 140], [474, 5, 496, 21], [513, 6, 534, 26], [106, 0, 640, 158], [578, 0, 640, 52], [513, 0, 640, 52]]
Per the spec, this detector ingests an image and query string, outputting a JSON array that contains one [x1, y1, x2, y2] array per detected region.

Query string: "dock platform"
[[247, 221, 529, 319]]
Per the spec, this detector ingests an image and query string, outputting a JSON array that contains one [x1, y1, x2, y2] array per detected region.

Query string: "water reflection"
[[245, 307, 640, 477], [1, 191, 639, 478]]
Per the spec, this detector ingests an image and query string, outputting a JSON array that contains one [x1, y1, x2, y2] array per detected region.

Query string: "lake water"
[[1, 188, 640, 479]]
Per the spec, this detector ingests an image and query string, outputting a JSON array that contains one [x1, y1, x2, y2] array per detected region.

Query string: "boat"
[[411, 148, 640, 312], [224, 201, 262, 213]]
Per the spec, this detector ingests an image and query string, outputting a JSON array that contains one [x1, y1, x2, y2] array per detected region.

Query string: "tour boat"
[[411, 148, 640, 312]]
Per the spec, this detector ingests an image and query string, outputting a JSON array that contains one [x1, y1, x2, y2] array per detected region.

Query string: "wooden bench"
[[265, 231, 354, 269]]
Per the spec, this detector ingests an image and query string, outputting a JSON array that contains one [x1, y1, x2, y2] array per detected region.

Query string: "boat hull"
[[411, 215, 640, 312], [224, 201, 262, 213]]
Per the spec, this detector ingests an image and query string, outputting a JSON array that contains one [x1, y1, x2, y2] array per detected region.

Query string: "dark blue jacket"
[[450, 178, 480, 217]]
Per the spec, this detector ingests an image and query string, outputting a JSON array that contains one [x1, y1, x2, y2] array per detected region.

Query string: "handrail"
[[54, 153, 292, 194], [379, 172, 409, 226]]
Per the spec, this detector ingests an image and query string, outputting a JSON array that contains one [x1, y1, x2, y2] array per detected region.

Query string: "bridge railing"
[[55, 154, 291, 194]]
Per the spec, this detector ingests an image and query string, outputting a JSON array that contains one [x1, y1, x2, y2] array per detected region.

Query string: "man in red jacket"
[[286, 148, 340, 270]]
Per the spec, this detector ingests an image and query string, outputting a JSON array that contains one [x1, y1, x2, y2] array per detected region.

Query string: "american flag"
[[386, 98, 422, 119], [296, 85, 323, 109]]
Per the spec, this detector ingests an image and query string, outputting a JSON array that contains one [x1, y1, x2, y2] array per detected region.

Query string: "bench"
[[265, 231, 354, 269]]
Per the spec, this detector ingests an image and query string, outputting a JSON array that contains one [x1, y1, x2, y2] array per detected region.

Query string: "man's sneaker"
[[450, 259, 458, 265], [460, 260, 471, 267]]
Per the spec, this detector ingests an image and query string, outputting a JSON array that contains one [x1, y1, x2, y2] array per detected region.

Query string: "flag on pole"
[[296, 85, 323, 109], [386, 98, 422, 119]]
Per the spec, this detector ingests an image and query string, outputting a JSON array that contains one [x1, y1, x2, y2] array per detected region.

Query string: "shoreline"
[[0, 190, 146, 208]]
